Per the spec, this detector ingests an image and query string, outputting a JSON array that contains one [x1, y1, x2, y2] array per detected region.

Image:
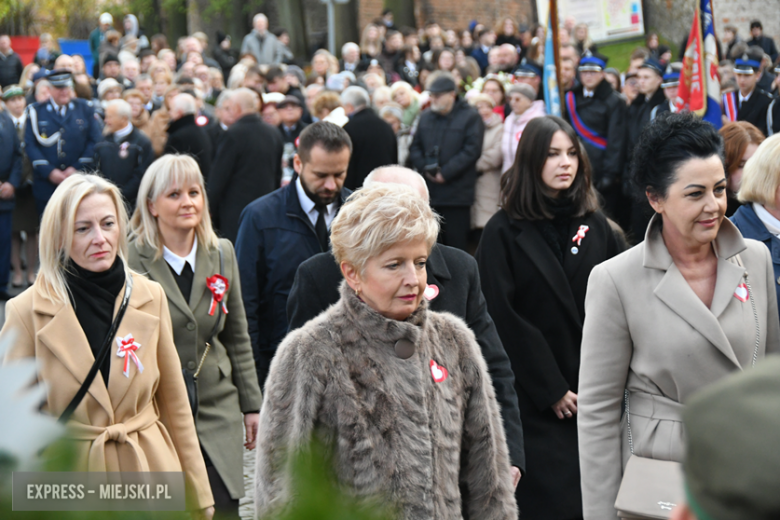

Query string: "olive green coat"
[[128, 237, 262, 499]]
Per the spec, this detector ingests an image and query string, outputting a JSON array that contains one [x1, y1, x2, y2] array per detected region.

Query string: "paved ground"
[[0, 284, 257, 519]]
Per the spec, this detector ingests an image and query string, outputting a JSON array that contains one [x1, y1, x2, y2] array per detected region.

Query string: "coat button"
[[186, 322, 196, 331], [187, 361, 196, 370]]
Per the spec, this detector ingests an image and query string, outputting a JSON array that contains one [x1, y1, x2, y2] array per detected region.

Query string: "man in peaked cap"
[[651, 63, 682, 120], [671, 356, 780, 520], [625, 57, 668, 241], [23, 69, 102, 215], [513, 58, 543, 99], [722, 53, 773, 135], [564, 52, 627, 221]]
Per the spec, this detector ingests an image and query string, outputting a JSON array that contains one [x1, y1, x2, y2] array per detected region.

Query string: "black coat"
[[286, 246, 526, 473], [564, 79, 627, 188], [208, 113, 283, 243], [93, 127, 155, 212], [342, 108, 398, 191], [0, 51, 24, 88], [747, 35, 778, 64], [164, 114, 213, 182], [409, 99, 485, 208], [626, 87, 666, 157], [476, 209, 622, 520], [736, 88, 773, 136], [277, 120, 308, 146]]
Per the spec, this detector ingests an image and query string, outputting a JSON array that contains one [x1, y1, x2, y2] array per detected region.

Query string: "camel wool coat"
[[2, 272, 213, 510], [255, 282, 518, 520], [127, 237, 262, 499], [578, 215, 780, 520]]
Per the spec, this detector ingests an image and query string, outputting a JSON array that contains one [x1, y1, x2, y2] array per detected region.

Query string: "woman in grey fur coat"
[[255, 184, 518, 519]]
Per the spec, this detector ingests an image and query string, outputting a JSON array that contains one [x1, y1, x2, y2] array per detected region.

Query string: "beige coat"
[[578, 215, 780, 520], [2, 273, 214, 510], [127, 238, 262, 499], [147, 107, 171, 157], [132, 108, 152, 139], [471, 113, 504, 229]]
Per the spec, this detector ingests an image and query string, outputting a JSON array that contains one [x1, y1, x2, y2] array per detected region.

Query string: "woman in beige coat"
[[1, 174, 214, 518], [578, 113, 780, 520], [128, 155, 262, 518], [469, 94, 504, 233]]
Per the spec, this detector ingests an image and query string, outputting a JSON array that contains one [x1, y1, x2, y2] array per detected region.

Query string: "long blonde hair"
[[130, 154, 219, 259], [38, 174, 131, 305]]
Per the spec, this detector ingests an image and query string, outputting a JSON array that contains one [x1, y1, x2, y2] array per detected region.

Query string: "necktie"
[[171, 261, 194, 302], [15, 121, 20, 131], [314, 204, 329, 251]]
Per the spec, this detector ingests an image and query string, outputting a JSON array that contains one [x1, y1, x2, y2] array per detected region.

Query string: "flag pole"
[[549, 0, 563, 106]]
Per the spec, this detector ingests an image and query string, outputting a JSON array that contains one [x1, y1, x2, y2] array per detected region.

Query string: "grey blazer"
[[578, 215, 780, 520]]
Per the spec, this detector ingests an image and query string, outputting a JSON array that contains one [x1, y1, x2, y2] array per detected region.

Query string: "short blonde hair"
[[468, 93, 495, 108], [38, 174, 131, 305], [737, 134, 780, 205], [389, 81, 419, 101], [130, 154, 219, 259], [330, 184, 440, 274]]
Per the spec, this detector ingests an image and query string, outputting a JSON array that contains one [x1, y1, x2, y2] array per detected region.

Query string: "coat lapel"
[[513, 221, 581, 325], [135, 241, 192, 319], [33, 288, 114, 417], [425, 245, 451, 297], [107, 274, 157, 410], [190, 243, 217, 311]]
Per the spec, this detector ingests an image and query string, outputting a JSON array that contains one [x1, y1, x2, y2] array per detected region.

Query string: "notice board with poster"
[[536, 0, 645, 44]]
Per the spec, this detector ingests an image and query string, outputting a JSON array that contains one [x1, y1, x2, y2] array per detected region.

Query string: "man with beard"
[[235, 122, 352, 387]]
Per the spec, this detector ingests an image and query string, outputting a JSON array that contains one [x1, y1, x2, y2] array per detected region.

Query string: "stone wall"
[[643, 0, 780, 57]]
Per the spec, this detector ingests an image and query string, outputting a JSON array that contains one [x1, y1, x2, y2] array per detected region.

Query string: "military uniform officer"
[[564, 53, 626, 220], [24, 69, 102, 215], [722, 55, 773, 136], [0, 109, 23, 300], [651, 64, 681, 120]]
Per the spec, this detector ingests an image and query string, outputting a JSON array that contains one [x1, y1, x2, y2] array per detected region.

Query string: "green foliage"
[[260, 441, 397, 520], [598, 32, 677, 73]]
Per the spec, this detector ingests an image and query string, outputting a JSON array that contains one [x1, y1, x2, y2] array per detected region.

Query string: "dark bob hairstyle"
[[500, 115, 599, 220], [630, 112, 724, 200]]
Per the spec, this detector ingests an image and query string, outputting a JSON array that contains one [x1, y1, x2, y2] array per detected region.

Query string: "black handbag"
[[182, 243, 224, 419], [58, 276, 133, 424]]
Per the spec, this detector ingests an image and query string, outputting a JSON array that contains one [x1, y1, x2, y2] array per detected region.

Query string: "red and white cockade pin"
[[571, 225, 590, 255], [116, 334, 144, 378], [206, 274, 230, 316], [423, 284, 439, 301], [734, 283, 749, 302], [430, 359, 448, 383]]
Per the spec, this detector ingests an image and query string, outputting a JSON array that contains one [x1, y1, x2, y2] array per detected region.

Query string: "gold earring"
[[355, 287, 361, 297]]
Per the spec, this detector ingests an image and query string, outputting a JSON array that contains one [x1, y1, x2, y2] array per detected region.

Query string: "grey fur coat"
[[254, 282, 518, 519]]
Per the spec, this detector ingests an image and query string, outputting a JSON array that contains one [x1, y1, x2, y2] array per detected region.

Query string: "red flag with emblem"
[[675, 5, 706, 115]]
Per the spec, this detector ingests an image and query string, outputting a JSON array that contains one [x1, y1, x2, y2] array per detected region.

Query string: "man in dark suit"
[[163, 93, 213, 181], [93, 99, 154, 212], [341, 86, 397, 191], [276, 95, 308, 146], [722, 55, 773, 136], [0, 108, 23, 299], [235, 122, 352, 387], [287, 165, 525, 487], [208, 88, 284, 243], [747, 20, 778, 64], [564, 53, 626, 221]]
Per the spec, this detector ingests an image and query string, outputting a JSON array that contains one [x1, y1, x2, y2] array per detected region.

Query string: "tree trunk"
[[166, 0, 189, 44], [383, 0, 415, 29], [334, 0, 359, 58], [276, 0, 308, 59]]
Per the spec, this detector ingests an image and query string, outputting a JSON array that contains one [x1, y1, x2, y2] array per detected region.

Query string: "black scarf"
[[533, 196, 577, 264], [65, 257, 126, 384]]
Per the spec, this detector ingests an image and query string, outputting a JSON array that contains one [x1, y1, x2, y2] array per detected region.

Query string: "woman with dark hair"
[[432, 47, 456, 72], [578, 113, 780, 519], [719, 121, 764, 216], [481, 75, 509, 120], [476, 116, 622, 520]]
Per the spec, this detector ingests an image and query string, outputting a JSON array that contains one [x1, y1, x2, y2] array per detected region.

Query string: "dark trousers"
[[0, 210, 12, 287], [434, 206, 470, 252], [202, 446, 239, 519]]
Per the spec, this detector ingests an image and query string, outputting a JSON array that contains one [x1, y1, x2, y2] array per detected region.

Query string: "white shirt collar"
[[296, 176, 337, 228], [11, 113, 26, 126], [114, 122, 133, 140], [753, 203, 780, 238], [739, 89, 753, 104], [583, 88, 594, 98], [162, 235, 198, 275]]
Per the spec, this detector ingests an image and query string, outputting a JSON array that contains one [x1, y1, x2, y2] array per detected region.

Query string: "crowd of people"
[[2, 7, 780, 520]]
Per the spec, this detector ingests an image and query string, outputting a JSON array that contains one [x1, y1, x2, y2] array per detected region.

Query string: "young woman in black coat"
[[476, 116, 623, 520]]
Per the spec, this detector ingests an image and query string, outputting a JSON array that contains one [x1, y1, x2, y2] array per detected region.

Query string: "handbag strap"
[[58, 275, 134, 424], [193, 243, 224, 378]]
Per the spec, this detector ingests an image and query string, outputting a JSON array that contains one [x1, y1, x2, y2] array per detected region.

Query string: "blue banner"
[[543, 8, 561, 117]]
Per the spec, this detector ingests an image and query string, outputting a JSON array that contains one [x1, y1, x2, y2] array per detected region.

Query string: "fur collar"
[[339, 280, 428, 348]]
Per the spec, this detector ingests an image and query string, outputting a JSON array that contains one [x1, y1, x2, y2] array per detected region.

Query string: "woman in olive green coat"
[[128, 154, 262, 518]]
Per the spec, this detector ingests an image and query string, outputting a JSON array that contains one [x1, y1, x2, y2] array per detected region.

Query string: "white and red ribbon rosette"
[[572, 225, 590, 246], [116, 334, 144, 378], [206, 274, 229, 316]]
